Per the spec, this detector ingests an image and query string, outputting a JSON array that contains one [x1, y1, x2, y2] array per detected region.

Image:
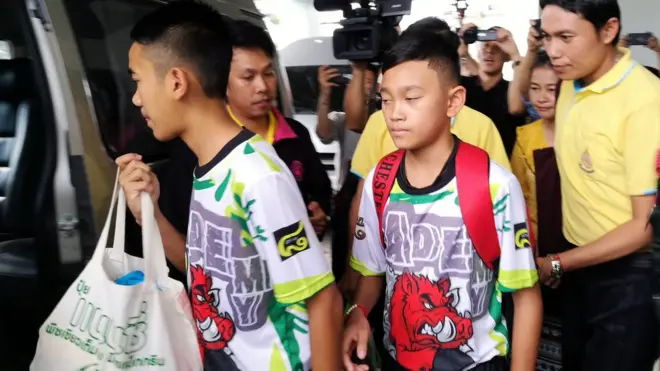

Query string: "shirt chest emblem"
[[579, 149, 595, 174]]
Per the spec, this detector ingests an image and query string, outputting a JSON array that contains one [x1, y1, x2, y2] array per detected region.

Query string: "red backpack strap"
[[456, 142, 500, 269], [372, 150, 405, 248]]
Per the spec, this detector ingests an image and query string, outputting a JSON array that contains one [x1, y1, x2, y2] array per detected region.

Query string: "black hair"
[[404, 17, 451, 34], [130, 0, 232, 99], [540, 0, 621, 45], [532, 50, 552, 70], [229, 20, 276, 59], [645, 66, 660, 78], [382, 17, 460, 83]]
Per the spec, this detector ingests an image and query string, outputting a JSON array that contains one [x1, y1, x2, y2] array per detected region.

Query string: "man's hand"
[[647, 35, 660, 54], [527, 21, 543, 54], [307, 201, 327, 235], [318, 66, 339, 96], [536, 256, 560, 288], [457, 23, 477, 58], [116, 153, 160, 225], [495, 27, 521, 59], [619, 34, 629, 48], [342, 309, 371, 371]]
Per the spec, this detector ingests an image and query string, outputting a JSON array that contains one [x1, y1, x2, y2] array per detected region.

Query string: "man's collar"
[[573, 47, 636, 94], [271, 108, 297, 143], [227, 106, 297, 144]]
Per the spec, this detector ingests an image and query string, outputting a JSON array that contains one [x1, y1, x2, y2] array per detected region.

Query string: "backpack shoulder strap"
[[372, 150, 405, 248], [456, 142, 500, 269]]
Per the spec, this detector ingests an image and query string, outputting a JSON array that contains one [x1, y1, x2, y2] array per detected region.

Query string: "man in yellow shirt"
[[350, 105, 510, 180], [539, 1, 660, 370]]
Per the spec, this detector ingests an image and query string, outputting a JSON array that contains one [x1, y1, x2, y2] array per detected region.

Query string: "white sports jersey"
[[185, 130, 334, 371], [350, 143, 538, 371]]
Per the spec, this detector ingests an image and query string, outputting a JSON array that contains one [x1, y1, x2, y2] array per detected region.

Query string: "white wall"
[[620, 0, 660, 68]]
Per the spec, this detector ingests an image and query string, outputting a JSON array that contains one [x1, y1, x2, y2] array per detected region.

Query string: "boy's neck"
[[231, 108, 270, 138], [405, 132, 454, 189], [180, 103, 242, 167]]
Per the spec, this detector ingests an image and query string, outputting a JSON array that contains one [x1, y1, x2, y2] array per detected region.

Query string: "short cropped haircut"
[[541, 0, 621, 45], [130, 0, 232, 99], [229, 20, 276, 59], [404, 17, 451, 34], [382, 17, 461, 83]]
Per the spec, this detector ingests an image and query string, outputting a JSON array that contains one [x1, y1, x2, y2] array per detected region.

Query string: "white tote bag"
[[30, 178, 202, 371]]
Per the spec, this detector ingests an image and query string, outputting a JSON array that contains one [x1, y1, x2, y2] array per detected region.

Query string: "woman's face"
[[529, 66, 559, 120]]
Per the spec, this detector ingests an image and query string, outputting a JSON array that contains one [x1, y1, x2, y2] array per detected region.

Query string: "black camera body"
[[461, 27, 497, 45], [314, 0, 412, 61], [628, 32, 653, 46]]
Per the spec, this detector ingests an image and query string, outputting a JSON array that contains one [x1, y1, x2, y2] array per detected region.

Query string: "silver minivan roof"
[[279, 36, 349, 67]]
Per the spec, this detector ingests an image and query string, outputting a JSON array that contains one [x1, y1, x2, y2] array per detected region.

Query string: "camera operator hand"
[[495, 27, 521, 60], [317, 65, 339, 95], [457, 23, 477, 58], [647, 35, 660, 54], [527, 20, 543, 54]]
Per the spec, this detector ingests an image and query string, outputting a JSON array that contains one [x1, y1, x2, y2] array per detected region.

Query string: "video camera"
[[313, 0, 412, 61]]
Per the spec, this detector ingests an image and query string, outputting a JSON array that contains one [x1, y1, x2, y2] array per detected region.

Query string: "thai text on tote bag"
[[30, 176, 202, 370]]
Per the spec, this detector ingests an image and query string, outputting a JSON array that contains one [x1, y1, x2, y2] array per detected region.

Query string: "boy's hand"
[[342, 309, 371, 371], [116, 153, 160, 225]]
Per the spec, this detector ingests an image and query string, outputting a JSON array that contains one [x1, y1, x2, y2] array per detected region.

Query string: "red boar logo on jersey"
[[190, 265, 236, 356], [389, 272, 473, 370]]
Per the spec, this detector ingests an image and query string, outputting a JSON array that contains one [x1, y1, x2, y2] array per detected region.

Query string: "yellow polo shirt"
[[555, 48, 660, 246], [350, 105, 511, 178], [227, 106, 277, 144]]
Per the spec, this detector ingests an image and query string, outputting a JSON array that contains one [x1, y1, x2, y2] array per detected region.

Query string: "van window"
[[285, 65, 349, 114], [63, 0, 167, 159]]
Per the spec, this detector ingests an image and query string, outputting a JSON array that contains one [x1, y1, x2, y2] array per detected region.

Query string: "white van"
[[0, 0, 292, 368]]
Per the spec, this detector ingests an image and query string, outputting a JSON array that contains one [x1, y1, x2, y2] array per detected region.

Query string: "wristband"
[[344, 304, 367, 322]]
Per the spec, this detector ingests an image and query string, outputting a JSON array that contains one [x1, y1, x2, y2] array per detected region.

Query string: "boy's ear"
[[447, 85, 466, 118]]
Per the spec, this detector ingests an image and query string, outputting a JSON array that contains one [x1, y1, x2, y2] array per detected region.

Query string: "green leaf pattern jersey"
[[185, 131, 334, 371]]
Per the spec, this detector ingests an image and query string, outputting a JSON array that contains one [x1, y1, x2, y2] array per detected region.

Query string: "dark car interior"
[[0, 0, 291, 368], [0, 0, 61, 368]]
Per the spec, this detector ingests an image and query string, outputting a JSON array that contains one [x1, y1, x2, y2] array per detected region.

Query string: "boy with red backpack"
[[341, 22, 542, 371]]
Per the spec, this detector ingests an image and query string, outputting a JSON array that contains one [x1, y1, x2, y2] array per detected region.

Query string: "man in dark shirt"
[[460, 26, 526, 156]]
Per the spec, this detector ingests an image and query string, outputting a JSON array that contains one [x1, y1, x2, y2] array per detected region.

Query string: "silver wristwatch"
[[550, 256, 563, 279]]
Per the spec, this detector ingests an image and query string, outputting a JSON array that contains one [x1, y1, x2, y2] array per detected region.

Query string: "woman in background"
[[511, 51, 559, 246]]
